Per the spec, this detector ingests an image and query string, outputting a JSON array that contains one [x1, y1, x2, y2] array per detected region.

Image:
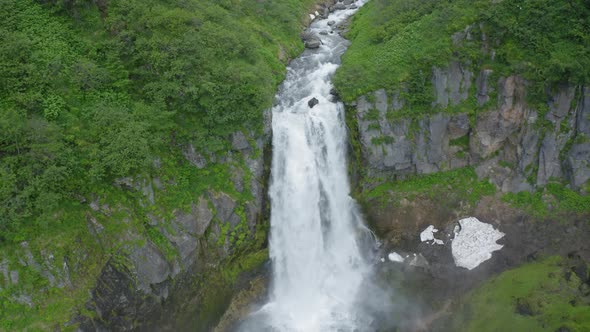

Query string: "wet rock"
[[308, 97, 319, 108], [329, 88, 339, 97], [327, 20, 336, 26], [319, 30, 328, 35], [302, 32, 322, 49]]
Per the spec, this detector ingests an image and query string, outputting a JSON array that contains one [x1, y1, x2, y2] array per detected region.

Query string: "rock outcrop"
[[351, 63, 590, 193]]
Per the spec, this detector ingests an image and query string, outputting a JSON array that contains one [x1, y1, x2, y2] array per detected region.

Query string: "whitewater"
[[239, 2, 376, 331]]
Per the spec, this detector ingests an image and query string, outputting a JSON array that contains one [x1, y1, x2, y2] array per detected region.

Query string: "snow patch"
[[387, 252, 404, 263], [451, 217, 505, 270], [420, 225, 444, 245]]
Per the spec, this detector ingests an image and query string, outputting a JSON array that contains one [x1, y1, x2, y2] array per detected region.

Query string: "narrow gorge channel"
[[239, 2, 378, 331]]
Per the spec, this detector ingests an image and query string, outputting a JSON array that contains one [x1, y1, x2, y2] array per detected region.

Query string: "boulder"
[[308, 97, 319, 108], [304, 38, 321, 49]]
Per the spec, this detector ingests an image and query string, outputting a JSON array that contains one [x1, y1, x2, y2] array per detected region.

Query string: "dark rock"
[[304, 38, 321, 49], [319, 31, 328, 35], [343, 0, 354, 5], [129, 243, 173, 293], [308, 97, 319, 108], [515, 298, 535, 316], [573, 261, 589, 283], [333, 3, 346, 10], [327, 20, 336, 26]]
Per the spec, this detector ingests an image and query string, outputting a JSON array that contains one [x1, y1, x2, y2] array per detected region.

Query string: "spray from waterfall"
[[238, 2, 386, 331]]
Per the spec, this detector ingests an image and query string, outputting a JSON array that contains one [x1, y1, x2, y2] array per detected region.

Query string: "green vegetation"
[[503, 183, 590, 218], [453, 256, 590, 332], [335, 0, 590, 105], [196, 249, 268, 330], [360, 167, 496, 207], [0, 0, 317, 329], [0, 0, 316, 242]]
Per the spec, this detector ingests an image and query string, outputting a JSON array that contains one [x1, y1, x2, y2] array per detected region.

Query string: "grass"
[[0, 0, 304, 327], [335, 0, 590, 109], [360, 167, 496, 207], [502, 183, 590, 219], [453, 256, 590, 332]]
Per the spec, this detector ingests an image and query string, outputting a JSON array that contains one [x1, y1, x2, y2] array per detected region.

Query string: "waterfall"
[[240, 2, 373, 331]]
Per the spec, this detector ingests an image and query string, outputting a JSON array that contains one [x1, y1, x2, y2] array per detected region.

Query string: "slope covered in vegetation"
[[335, 0, 590, 105], [0, 0, 318, 329]]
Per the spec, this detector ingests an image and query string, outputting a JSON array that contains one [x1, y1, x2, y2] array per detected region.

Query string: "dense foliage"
[[335, 0, 590, 103], [0, 0, 315, 241]]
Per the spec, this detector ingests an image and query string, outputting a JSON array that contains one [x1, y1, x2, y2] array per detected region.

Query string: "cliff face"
[[1, 124, 271, 331], [352, 67, 589, 194], [77, 125, 271, 331]]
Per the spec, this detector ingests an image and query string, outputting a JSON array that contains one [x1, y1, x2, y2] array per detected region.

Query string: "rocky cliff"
[[0, 123, 272, 331], [77, 124, 271, 331], [351, 66, 590, 194]]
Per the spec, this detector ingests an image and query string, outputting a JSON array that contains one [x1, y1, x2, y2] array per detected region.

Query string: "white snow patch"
[[420, 225, 444, 245], [309, 14, 316, 20], [451, 217, 505, 270], [387, 252, 404, 263]]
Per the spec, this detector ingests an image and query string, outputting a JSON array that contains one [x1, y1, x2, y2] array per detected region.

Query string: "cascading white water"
[[240, 2, 373, 331]]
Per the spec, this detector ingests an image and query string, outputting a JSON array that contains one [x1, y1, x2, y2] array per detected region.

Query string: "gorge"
[[1, 0, 589, 331]]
